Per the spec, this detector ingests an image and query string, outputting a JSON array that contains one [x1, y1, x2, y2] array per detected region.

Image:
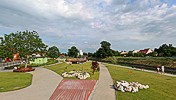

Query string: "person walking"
[[161, 65, 165, 74], [156, 65, 160, 73]]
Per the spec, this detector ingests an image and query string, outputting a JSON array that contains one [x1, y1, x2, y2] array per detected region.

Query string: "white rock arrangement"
[[114, 80, 149, 93], [62, 71, 90, 79]]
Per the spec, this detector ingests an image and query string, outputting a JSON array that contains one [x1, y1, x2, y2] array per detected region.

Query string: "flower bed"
[[13, 67, 35, 72]]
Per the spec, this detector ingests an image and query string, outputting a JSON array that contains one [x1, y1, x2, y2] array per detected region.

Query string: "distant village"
[[119, 48, 154, 57]]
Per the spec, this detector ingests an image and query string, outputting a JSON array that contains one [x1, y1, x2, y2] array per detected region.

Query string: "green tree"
[[83, 52, 88, 56], [111, 50, 120, 56], [133, 52, 144, 57], [0, 45, 13, 59], [2, 30, 47, 58], [88, 52, 93, 57], [127, 51, 133, 57], [47, 46, 60, 59], [95, 41, 113, 58], [68, 46, 79, 57], [155, 44, 176, 57], [96, 48, 106, 58], [100, 41, 111, 49]]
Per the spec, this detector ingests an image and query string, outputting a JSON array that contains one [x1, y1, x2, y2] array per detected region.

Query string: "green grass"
[[44, 62, 99, 80], [0, 72, 32, 92], [104, 63, 176, 100]]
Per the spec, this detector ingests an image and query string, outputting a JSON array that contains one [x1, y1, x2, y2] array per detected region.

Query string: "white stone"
[[114, 80, 149, 93], [62, 71, 90, 79]]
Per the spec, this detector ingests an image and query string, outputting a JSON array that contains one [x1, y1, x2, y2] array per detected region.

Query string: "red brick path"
[[50, 80, 96, 100]]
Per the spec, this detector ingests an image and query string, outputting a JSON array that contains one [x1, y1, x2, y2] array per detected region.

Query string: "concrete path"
[[0, 67, 63, 100], [104, 63, 176, 77], [90, 63, 116, 100]]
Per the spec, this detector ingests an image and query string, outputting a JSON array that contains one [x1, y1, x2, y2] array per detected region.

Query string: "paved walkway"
[[104, 63, 176, 77], [90, 63, 116, 100], [50, 80, 96, 100], [0, 67, 63, 100]]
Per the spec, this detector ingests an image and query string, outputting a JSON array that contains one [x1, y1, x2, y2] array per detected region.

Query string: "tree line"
[[88, 42, 176, 58], [0, 31, 176, 60]]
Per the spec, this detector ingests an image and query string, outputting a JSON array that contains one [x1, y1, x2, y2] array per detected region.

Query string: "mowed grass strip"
[[44, 62, 99, 80], [0, 72, 32, 92], [105, 63, 176, 100]]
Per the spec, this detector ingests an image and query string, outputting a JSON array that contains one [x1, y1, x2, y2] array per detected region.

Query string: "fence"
[[0, 61, 22, 70], [117, 62, 176, 74]]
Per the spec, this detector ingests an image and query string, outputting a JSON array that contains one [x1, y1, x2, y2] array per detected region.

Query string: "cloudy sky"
[[0, 0, 176, 53]]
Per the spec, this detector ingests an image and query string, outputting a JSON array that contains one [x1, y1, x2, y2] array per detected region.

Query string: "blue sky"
[[0, 0, 176, 53]]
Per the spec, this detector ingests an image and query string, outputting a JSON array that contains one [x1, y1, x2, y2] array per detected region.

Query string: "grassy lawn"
[[104, 63, 176, 100], [44, 62, 99, 80], [0, 72, 32, 92]]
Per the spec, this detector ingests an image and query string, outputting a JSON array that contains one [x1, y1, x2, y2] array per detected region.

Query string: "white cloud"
[[104, 0, 112, 4], [0, 0, 176, 52]]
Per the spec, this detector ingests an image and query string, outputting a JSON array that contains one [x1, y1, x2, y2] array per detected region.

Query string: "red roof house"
[[139, 49, 153, 54]]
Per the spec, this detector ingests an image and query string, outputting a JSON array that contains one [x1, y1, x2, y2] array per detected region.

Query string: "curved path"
[[0, 67, 63, 100], [90, 63, 116, 100]]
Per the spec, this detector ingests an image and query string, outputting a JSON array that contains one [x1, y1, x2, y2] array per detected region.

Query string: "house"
[[139, 48, 153, 54], [132, 50, 140, 53], [65, 58, 87, 64], [120, 51, 128, 55], [29, 54, 48, 64], [29, 57, 48, 64], [120, 51, 128, 56]]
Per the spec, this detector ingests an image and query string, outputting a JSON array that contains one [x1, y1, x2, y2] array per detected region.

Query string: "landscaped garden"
[[0, 72, 32, 92], [44, 62, 99, 80], [105, 63, 176, 100]]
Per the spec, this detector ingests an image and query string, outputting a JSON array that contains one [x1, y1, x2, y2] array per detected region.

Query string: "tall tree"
[[100, 41, 111, 49], [2, 30, 47, 58], [68, 46, 79, 58], [95, 41, 113, 58], [47, 46, 60, 59]]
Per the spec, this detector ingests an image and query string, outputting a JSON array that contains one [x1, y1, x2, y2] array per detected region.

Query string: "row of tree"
[[87, 42, 176, 58], [0, 30, 82, 59], [0, 31, 175, 60]]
